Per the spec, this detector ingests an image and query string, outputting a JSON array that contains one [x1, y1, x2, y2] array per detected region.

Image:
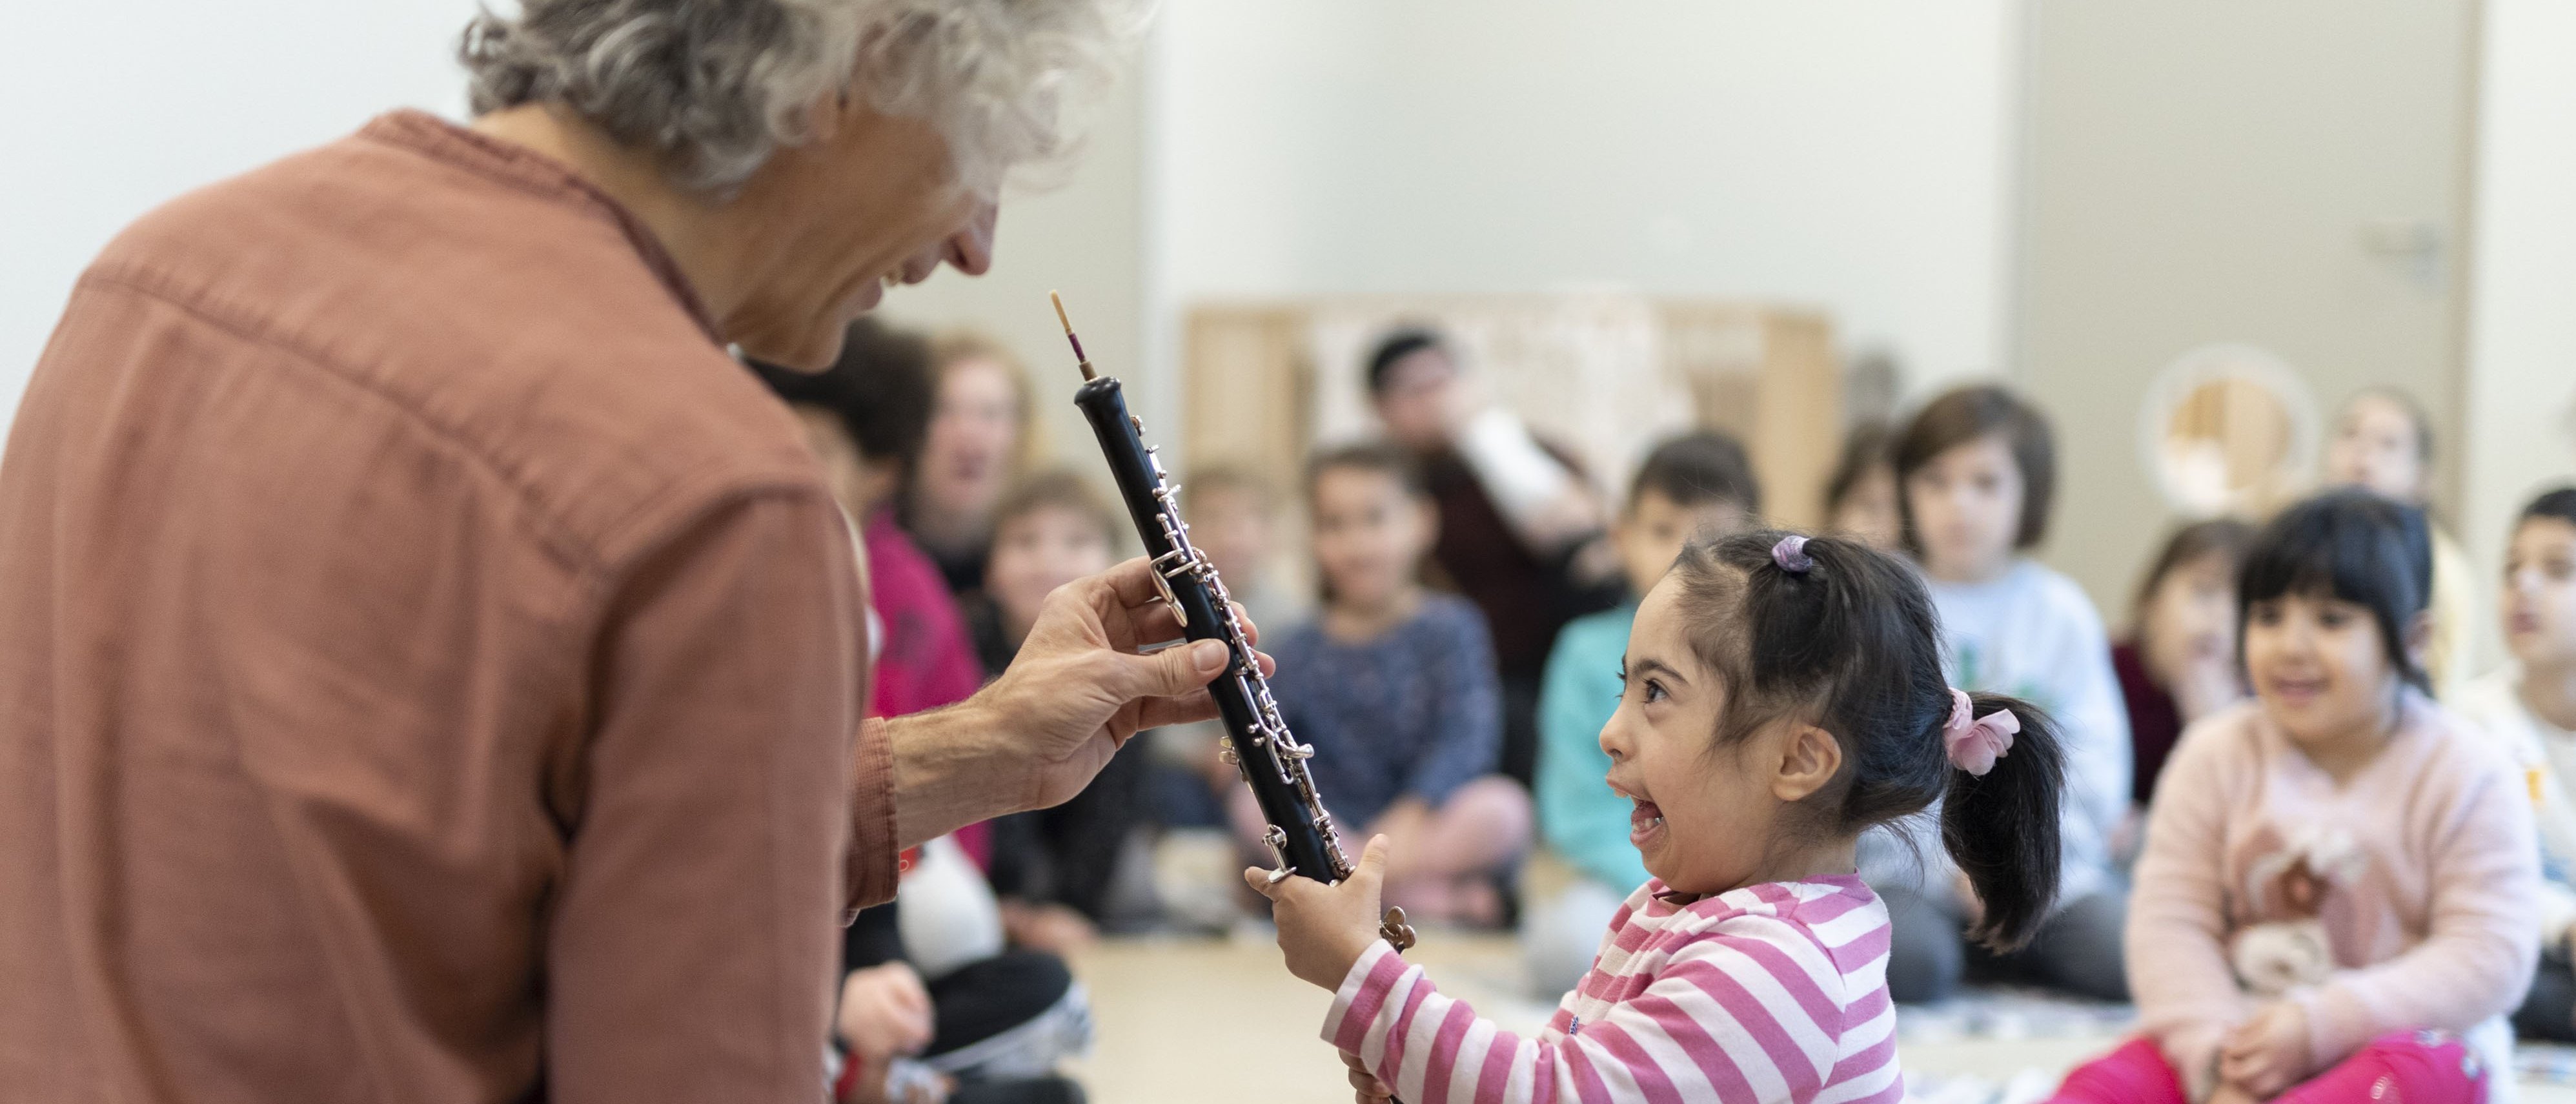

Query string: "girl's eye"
[[1641, 679, 1668, 704], [2317, 608, 2350, 629]]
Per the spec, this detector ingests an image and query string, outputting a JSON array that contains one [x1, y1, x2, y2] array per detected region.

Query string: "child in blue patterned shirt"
[[1238, 443, 1533, 926]]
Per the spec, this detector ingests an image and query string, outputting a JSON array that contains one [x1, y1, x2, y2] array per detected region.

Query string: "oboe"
[[1050, 294, 1416, 954]]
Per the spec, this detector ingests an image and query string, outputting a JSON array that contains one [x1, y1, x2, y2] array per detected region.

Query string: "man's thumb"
[[1124, 639, 1230, 698]]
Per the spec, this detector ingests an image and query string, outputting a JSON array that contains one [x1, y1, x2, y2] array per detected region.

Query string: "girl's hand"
[[836, 963, 934, 1061], [1342, 1048, 1394, 1104], [1246, 835, 1394, 990], [2219, 1001, 2312, 1098]]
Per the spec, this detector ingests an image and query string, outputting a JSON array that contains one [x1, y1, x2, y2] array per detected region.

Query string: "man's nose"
[[945, 201, 997, 278]]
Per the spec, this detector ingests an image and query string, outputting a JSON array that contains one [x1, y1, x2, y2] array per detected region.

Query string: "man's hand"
[[2219, 1001, 2312, 1099], [891, 557, 1270, 846], [835, 963, 933, 1063], [1247, 834, 1394, 990]]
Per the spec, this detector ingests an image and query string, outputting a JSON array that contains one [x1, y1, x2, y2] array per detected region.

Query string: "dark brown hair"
[[1628, 431, 1762, 518], [990, 469, 1124, 556], [1306, 442, 1430, 501], [1893, 385, 2057, 552], [1670, 531, 2065, 950], [2522, 486, 2576, 531], [2130, 518, 2255, 617], [2238, 489, 2432, 694], [749, 318, 935, 471], [1186, 462, 1280, 513], [1823, 422, 1895, 517]]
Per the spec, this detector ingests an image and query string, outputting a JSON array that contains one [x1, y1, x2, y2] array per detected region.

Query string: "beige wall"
[[2461, 0, 2576, 670]]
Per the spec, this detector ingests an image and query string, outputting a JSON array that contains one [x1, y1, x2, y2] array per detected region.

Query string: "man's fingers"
[[1095, 557, 1166, 611], [1108, 639, 1230, 702]]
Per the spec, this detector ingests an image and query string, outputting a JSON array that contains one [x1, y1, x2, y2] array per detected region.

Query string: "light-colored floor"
[[1064, 934, 2576, 1104]]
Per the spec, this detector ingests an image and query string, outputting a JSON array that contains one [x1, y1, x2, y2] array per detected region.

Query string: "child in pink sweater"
[[1250, 530, 2078, 1103], [2051, 491, 2540, 1104]]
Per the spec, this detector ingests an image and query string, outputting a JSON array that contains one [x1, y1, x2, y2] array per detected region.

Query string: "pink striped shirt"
[[1324, 875, 1901, 1104]]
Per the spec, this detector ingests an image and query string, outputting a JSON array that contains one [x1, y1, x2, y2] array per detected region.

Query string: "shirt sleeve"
[[1536, 619, 1650, 892], [1321, 919, 1865, 1104], [543, 489, 864, 1104], [1403, 602, 1506, 808], [2289, 752, 2541, 1068], [2128, 721, 2258, 1101], [2044, 582, 2133, 892]]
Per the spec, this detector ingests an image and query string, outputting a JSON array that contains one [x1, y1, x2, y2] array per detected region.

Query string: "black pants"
[[1883, 882, 2131, 1003], [2518, 954, 2576, 1043]]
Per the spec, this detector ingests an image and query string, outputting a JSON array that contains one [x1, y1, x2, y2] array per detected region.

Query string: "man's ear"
[[1770, 723, 1843, 803]]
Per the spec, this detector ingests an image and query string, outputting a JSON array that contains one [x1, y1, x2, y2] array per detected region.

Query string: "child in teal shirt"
[[1523, 432, 1761, 993]]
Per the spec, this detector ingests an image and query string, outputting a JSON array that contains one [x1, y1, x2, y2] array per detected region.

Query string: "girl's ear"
[[2402, 608, 2435, 675], [1770, 723, 1844, 803]]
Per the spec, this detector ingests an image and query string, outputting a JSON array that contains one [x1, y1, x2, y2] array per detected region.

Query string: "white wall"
[[2460, 0, 2576, 666], [1148, 0, 2022, 392], [0, 1, 480, 429]]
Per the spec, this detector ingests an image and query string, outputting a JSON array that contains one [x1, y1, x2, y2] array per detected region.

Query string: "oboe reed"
[[1048, 291, 1095, 381]]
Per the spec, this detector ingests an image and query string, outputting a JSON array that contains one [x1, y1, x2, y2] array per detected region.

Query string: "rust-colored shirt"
[[0, 111, 900, 1103]]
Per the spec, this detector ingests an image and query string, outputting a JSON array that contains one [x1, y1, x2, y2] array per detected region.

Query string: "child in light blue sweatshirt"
[[1880, 384, 2132, 1003], [1523, 431, 1760, 995]]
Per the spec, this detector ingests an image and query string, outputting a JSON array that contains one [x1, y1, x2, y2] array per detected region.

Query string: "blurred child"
[[1880, 385, 2131, 1002], [2324, 387, 2475, 695], [1250, 444, 1532, 925], [2049, 491, 2537, 1104], [2116, 520, 2253, 808], [1526, 431, 1760, 994], [1184, 463, 1307, 631], [965, 472, 1153, 954], [1253, 531, 2071, 1104], [1152, 464, 1304, 828], [2456, 487, 2576, 1043], [1824, 422, 1902, 551]]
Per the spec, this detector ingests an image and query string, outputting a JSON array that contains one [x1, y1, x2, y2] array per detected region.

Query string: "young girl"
[[1255, 530, 2069, 1103], [2051, 490, 2538, 1104], [2116, 520, 2253, 808], [1250, 444, 1532, 925], [1883, 384, 2131, 1003], [2456, 486, 2576, 1043]]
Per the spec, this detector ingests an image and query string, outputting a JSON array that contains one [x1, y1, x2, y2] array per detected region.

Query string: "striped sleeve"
[[1322, 919, 1852, 1104]]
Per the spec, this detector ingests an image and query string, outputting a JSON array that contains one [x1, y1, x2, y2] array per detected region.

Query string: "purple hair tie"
[[1771, 535, 1814, 574]]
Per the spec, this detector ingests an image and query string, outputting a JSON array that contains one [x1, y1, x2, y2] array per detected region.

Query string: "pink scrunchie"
[[1943, 688, 2019, 777]]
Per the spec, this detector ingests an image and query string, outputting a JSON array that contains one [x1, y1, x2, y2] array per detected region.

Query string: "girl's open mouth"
[[1628, 798, 1665, 848]]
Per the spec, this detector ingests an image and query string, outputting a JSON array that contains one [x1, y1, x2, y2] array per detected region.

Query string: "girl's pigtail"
[[1938, 691, 2065, 951]]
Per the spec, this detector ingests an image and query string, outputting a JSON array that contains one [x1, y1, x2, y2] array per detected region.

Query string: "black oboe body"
[[1070, 371, 1354, 884]]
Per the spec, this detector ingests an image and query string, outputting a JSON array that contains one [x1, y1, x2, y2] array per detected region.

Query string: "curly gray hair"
[[459, 0, 1140, 197]]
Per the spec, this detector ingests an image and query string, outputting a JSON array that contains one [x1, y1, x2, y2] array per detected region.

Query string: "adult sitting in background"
[[2457, 487, 2576, 1043], [907, 331, 1037, 596], [1248, 444, 1533, 926], [968, 473, 1157, 953], [2113, 519, 2251, 812], [2324, 386, 2476, 697], [0, 4, 1240, 1102], [1525, 431, 1760, 995], [1365, 328, 1619, 790]]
